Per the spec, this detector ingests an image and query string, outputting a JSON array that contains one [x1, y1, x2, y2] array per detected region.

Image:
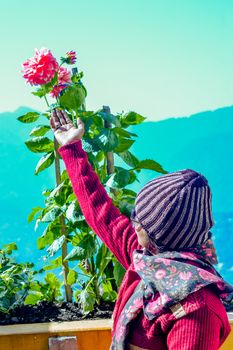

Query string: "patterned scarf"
[[110, 241, 233, 350]]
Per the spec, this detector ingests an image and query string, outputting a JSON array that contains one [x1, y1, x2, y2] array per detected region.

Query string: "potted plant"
[[0, 48, 171, 349]]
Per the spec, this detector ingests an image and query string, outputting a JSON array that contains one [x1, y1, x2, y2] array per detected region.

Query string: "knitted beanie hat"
[[134, 169, 214, 250]]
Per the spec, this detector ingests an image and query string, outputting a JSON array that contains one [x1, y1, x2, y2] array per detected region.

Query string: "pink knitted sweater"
[[59, 140, 231, 350]]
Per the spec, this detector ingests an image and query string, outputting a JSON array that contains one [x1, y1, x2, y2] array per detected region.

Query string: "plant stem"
[[54, 137, 73, 302]]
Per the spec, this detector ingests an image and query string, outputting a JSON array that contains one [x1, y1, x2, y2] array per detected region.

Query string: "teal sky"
[[1, 0, 233, 120]]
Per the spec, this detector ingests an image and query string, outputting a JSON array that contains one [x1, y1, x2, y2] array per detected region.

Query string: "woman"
[[50, 109, 232, 350]]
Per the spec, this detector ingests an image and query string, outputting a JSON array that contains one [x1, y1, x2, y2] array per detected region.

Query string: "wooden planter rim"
[[0, 313, 232, 336]]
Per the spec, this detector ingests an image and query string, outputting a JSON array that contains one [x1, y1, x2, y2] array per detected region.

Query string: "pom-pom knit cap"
[[134, 169, 214, 250]]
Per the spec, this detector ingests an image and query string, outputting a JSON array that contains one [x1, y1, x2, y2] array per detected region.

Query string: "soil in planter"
[[0, 301, 115, 325]]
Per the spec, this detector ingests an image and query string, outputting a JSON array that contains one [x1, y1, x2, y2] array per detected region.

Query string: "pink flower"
[[155, 269, 166, 280], [135, 259, 146, 270], [155, 258, 171, 266], [22, 48, 58, 85], [50, 84, 68, 98], [198, 269, 213, 281], [180, 271, 192, 280], [58, 67, 72, 84], [65, 50, 77, 64]]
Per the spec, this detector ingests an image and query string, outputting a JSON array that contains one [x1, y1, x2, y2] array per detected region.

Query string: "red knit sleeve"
[[58, 140, 139, 269], [167, 306, 226, 350]]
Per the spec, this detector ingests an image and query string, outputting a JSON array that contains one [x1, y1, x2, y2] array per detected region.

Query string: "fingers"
[[50, 110, 61, 131], [77, 117, 85, 130]]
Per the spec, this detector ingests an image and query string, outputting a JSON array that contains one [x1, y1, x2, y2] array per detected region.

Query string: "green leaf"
[[41, 206, 62, 222], [106, 167, 131, 188], [47, 235, 66, 256], [113, 127, 137, 138], [117, 150, 139, 168], [30, 125, 51, 137], [35, 152, 55, 175], [25, 137, 54, 153], [101, 280, 118, 302], [28, 206, 43, 223], [96, 243, 111, 275], [43, 256, 62, 270], [3, 243, 17, 255], [67, 269, 77, 285], [66, 201, 84, 223], [118, 201, 134, 217], [37, 227, 54, 250], [135, 159, 167, 174], [45, 272, 61, 289], [65, 235, 96, 261], [32, 87, 47, 98], [97, 111, 121, 127], [94, 128, 119, 152], [78, 287, 96, 314], [24, 292, 43, 305], [120, 111, 146, 127], [59, 84, 86, 111], [113, 260, 126, 288], [114, 138, 135, 153], [17, 112, 40, 123]]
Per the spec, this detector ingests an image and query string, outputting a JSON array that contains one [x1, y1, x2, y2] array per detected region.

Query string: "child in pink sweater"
[[50, 109, 232, 350]]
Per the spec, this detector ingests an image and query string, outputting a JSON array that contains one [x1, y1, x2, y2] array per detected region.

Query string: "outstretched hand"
[[50, 109, 85, 146]]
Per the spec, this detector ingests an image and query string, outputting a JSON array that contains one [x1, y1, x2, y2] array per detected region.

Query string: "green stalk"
[[44, 94, 72, 302], [54, 138, 73, 302]]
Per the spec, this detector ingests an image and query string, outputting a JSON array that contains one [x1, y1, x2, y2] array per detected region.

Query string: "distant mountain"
[[130, 106, 233, 213], [1, 106, 233, 282]]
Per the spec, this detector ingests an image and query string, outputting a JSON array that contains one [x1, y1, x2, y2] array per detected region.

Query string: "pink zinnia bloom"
[[50, 84, 68, 98], [66, 50, 77, 64], [58, 67, 72, 84], [155, 269, 166, 280], [180, 271, 192, 281], [22, 48, 58, 85]]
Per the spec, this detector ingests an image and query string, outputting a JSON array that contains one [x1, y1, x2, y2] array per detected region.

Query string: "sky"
[[1, 0, 233, 121]]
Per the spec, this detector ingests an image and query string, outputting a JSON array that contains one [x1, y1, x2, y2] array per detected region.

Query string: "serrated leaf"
[[66, 201, 84, 223], [45, 272, 61, 289], [97, 111, 121, 127], [35, 152, 55, 175], [30, 124, 50, 137], [106, 167, 131, 188], [113, 260, 126, 288], [17, 112, 40, 123], [117, 150, 139, 168], [94, 128, 119, 152], [41, 206, 62, 223], [28, 206, 43, 223], [96, 243, 111, 275], [25, 137, 54, 153], [120, 111, 146, 127], [114, 138, 135, 153], [101, 280, 118, 302], [135, 159, 167, 174], [24, 292, 43, 305], [37, 227, 54, 250], [47, 235, 66, 256], [59, 84, 86, 111], [43, 256, 62, 270], [79, 287, 96, 314], [3, 243, 17, 255], [65, 235, 96, 261], [113, 127, 137, 138], [67, 269, 77, 285]]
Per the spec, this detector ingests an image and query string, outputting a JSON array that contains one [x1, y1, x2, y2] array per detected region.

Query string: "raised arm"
[[50, 109, 139, 269]]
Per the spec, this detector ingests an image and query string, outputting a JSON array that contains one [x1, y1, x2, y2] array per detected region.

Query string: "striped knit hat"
[[134, 169, 214, 250]]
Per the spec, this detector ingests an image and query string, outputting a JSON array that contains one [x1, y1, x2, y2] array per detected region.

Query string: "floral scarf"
[[110, 240, 233, 350]]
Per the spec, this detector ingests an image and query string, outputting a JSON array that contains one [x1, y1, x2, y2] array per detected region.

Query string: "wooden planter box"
[[0, 314, 232, 350]]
